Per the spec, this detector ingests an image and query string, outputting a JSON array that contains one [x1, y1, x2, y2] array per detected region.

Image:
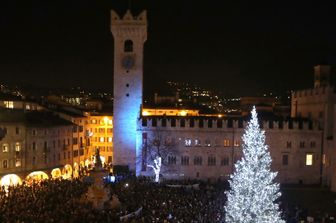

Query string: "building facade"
[[291, 65, 336, 191], [0, 110, 74, 180], [138, 117, 322, 184]]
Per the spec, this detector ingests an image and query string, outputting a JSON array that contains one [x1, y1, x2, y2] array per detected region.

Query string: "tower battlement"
[[292, 86, 336, 99], [111, 10, 147, 39], [139, 116, 317, 131]]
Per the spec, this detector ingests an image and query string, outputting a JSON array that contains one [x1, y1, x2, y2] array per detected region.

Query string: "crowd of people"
[[0, 176, 335, 222]]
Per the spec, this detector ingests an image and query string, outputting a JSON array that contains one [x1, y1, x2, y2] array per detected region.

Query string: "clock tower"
[[111, 10, 147, 171]]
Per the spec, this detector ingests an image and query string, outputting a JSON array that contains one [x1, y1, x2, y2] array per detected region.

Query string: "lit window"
[[4, 101, 14, 109], [108, 137, 113, 143], [322, 154, 326, 165], [3, 160, 8, 168], [15, 159, 21, 167], [224, 139, 230, 147], [15, 142, 21, 152], [205, 139, 211, 147], [194, 139, 201, 146], [2, 144, 9, 153], [92, 119, 97, 124], [184, 139, 192, 147], [306, 154, 313, 166], [100, 137, 105, 143], [234, 140, 240, 147]]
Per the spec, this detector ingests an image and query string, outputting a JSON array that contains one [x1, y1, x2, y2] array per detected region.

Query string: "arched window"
[[124, 39, 133, 52]]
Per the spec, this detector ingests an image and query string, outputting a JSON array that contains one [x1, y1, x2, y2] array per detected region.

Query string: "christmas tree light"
[[225, 107, 284, 223]]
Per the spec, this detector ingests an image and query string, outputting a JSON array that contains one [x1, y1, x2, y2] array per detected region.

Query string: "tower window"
[[124, 39, 133, 52]]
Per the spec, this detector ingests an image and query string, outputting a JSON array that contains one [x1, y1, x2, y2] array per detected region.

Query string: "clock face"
[[122, 55, 135, 69]]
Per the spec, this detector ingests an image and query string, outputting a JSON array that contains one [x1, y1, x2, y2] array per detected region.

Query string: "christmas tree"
[[225, 107, 284, 223]]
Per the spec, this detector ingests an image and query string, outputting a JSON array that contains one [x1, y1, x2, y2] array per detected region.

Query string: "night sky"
[[0, 0, 335, 96]]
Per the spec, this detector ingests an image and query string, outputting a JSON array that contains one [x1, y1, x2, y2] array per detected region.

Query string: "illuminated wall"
[[111, 10, 147, 170]]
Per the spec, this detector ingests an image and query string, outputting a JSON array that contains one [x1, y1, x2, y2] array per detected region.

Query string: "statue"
[[84, 147, 109, 209], [94, 148, 103, 169]]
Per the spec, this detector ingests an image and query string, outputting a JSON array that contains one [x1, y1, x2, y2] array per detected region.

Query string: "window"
[[180, 119, 185, 127], [79, 126, 83, 132], [204, 139, 211, 147], [15, 127, 20, 135], [194, 139, 201, 146], [282, 154, 289, 166], [224, 139, 230, 147], [3, 160, 8, 168], [208, 156, 216, 166], [15, 159, 21, 167], [124, 39, 133, 52], [199, 120, 204, 128], [322, 154, 326, 165], [214, 139, 220, 147], [190, 119, 194, 128], [221, 157, 229, 166], [32, 142, 36, 151], [92, 119, 97, 124], [4, 101, 14, 109], [208, 120, 212, 128], [286, 141, 291, 148], [32, 157, 36, 165], [73, 126, 77, 133], [168, 156, 176, 165], [310, 141, 316, 148], [319, 111, 323, 118], [171, 119, 176, 127], [164, 137, 174, 146], [306, 154, 313, 166], [234, 140, 240, 147], [32, 130, 37, 135], [15, 142, 21, 152], [73, 138, 78, 145], [194, 156, 202, 165], [108, 137, 113, 143], [184, 139, 192, 147], [2, 144, 9, 152], [100, 137, 105, 143], [161, 119, 167, 127], [181, 156, 189, 166], [299, 141, 305, 148]]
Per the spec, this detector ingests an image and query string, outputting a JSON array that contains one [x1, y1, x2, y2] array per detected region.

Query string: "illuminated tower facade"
[[111, 10, 147, 170]]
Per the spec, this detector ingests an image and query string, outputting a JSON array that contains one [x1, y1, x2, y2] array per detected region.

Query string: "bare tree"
[[139, 129, 178, 182]]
